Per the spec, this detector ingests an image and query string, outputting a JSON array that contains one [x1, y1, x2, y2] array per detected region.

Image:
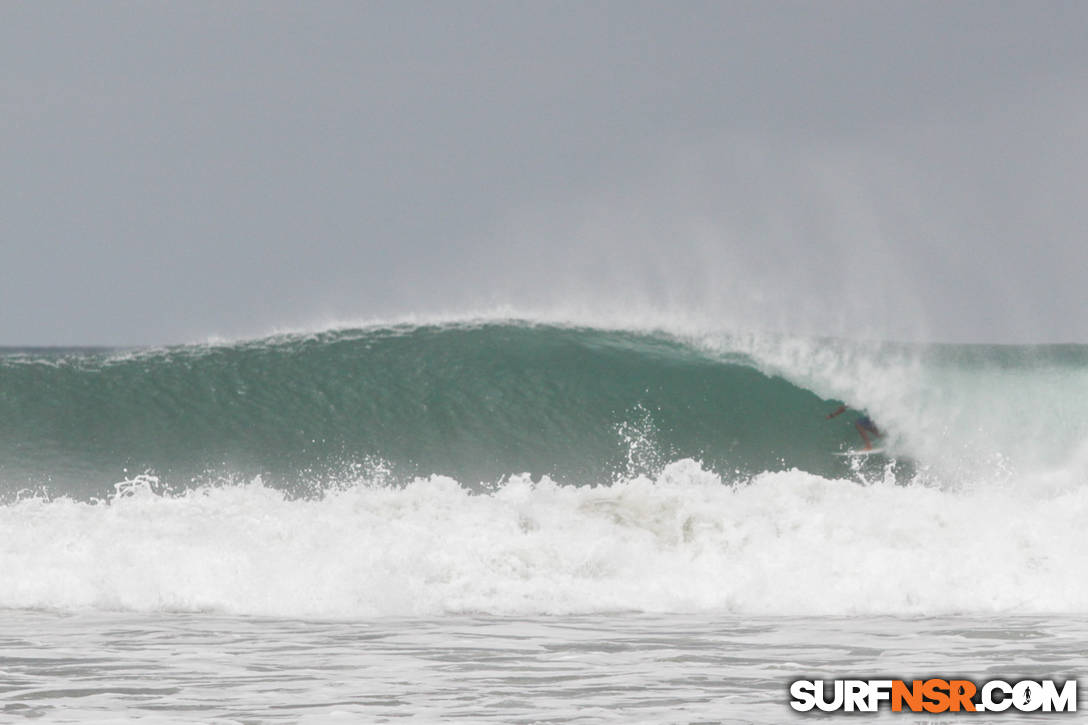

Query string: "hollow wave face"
[[0, 323, 888, 498], [3, 319, 1088, 617]]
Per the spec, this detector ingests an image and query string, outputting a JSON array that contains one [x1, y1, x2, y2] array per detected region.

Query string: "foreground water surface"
[[2, 611, 1085, 723]]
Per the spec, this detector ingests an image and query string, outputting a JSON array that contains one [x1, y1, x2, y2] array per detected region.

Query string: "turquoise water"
[[1, 322, 913, 497]]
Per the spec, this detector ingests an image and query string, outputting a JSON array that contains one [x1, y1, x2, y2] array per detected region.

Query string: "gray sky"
[[2, 1, 1086, 345]]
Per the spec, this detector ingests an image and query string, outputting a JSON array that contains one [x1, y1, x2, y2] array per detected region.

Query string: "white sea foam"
[[3, 460, 1087, 618]]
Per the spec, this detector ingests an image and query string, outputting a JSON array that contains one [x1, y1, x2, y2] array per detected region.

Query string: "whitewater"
[[3, 319, 1087, 722]]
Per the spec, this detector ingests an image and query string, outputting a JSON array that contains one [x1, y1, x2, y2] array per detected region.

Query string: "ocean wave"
[[3, 320, 1087, 497], [0, 322, 868, 497]]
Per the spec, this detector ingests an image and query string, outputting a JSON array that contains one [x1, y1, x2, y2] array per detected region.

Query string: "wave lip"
[[4, 461, 1088, 618]]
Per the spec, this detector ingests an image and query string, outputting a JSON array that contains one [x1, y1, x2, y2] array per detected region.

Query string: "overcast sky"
[[2, 1, 1086, 345]]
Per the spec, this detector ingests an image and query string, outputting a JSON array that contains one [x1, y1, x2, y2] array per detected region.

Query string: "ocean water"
[[5, 611, 1087, 724], [3, 320, 1087, 722]]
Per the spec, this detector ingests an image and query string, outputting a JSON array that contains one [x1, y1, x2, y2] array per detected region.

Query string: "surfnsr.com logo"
[[789, 679, 1077, 713]]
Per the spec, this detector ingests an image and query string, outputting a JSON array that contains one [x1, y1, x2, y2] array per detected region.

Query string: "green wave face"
[[0, 324, 861, 498]]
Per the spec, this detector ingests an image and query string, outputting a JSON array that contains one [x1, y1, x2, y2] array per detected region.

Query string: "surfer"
[[826, 405, 881, 450]]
